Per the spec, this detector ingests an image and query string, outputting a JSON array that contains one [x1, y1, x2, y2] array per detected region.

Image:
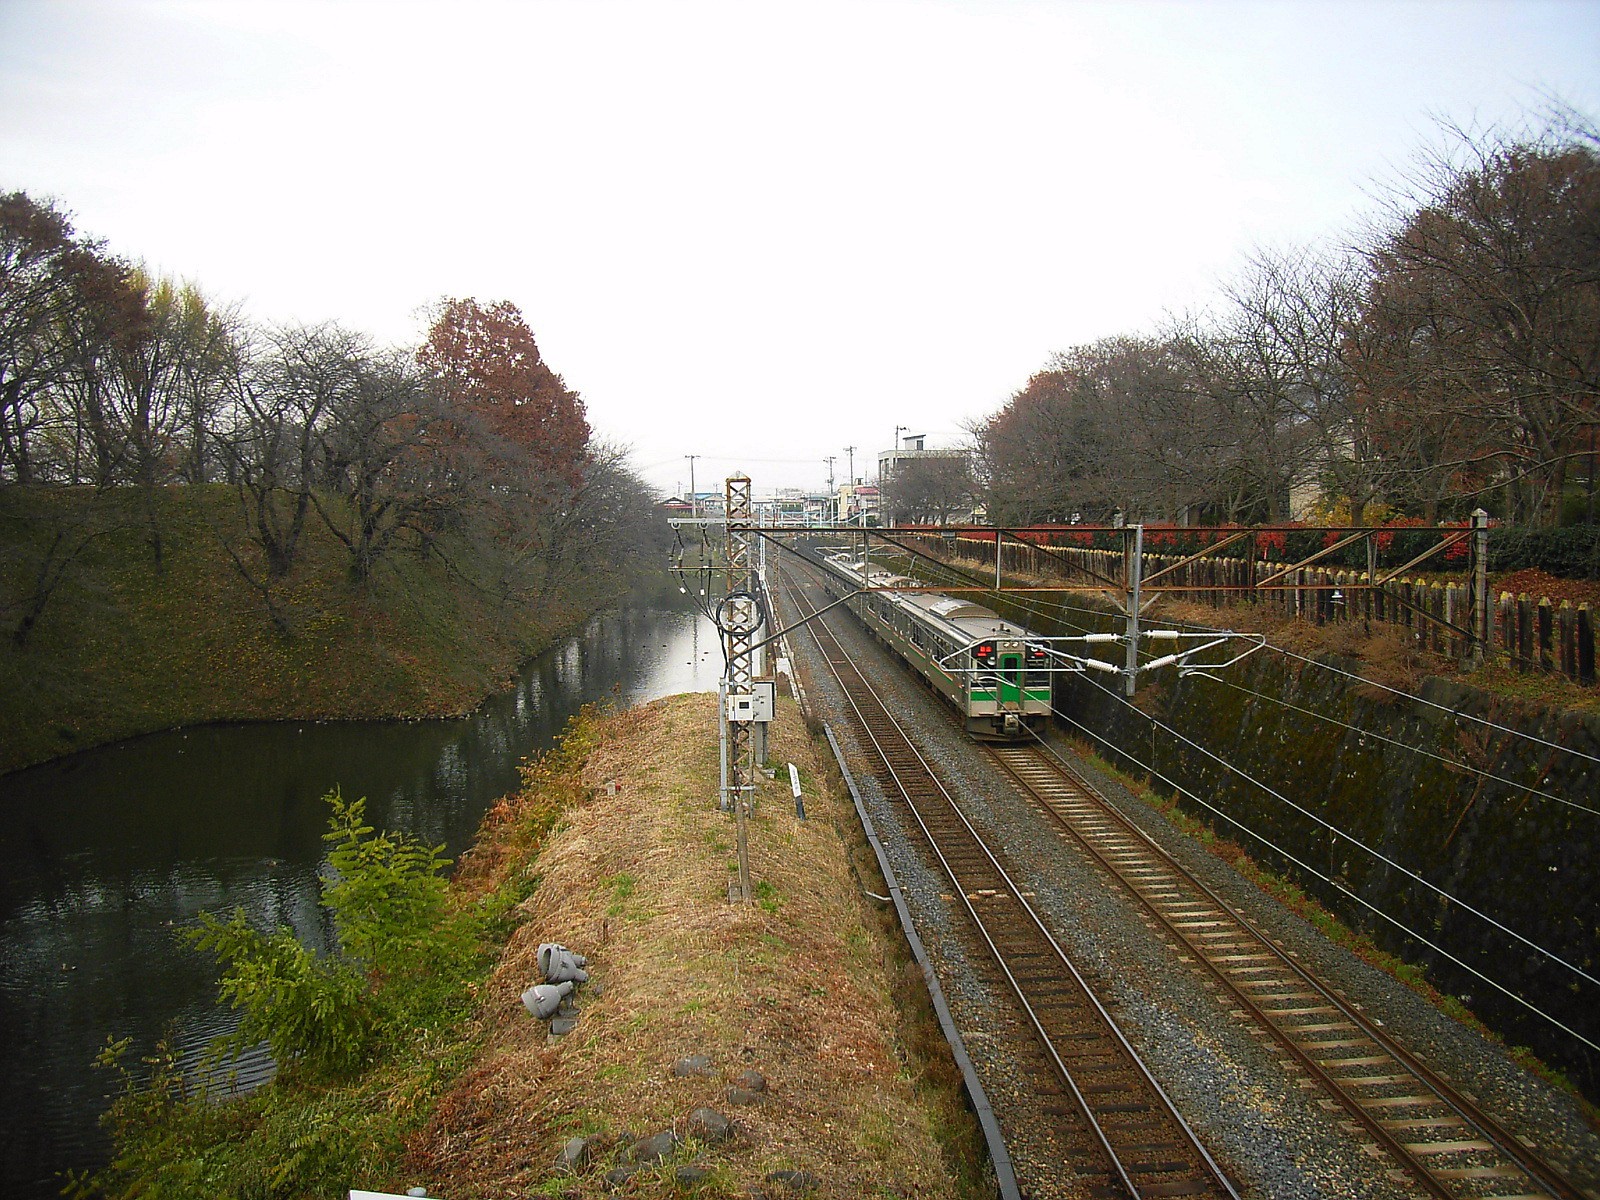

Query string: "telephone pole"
[[844, 445, 855, 485], [886, 426, 907, 526], [686, 455, 699, 517]]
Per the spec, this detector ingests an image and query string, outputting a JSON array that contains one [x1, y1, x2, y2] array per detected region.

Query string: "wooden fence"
[[915, 535, 1596, 688]]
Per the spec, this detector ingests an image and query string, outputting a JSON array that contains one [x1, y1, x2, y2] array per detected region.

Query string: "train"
[[811, 548, 1053, 741]]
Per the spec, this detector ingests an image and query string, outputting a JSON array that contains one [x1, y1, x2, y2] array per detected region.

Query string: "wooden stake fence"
[[918, 534, 1596, 688]]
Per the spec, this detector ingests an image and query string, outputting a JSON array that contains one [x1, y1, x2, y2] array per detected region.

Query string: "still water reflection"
[[0, 591, 718, 1198]]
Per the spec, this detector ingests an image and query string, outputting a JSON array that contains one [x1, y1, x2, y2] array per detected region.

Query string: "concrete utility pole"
[[1124, 523, 1144, 698], [686, 455, 699, 518], [1470, 508, 1490, 672], [886, 426, 907, 527], [845, 445, 855, 486]]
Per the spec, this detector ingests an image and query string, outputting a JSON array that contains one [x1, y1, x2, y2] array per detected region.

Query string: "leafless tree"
[[976, 337, 1226, 525], [1355, 118, 1600, 525], [222, 323, 370, 580], [882, 453, 975, 524], [311, 346, 447, 582]]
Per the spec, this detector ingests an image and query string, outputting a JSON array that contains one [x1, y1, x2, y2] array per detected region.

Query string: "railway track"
[[777, 550, 1592, 1199], [780, 561, 1241, 1200], [983, 742, 1590, 1200]]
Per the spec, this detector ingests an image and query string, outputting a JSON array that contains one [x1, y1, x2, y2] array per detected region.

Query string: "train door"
[[999, 652, 1022, 704]]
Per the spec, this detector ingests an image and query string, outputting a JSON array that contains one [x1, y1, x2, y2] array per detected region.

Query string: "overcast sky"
[[3, 1, 1597, 496]]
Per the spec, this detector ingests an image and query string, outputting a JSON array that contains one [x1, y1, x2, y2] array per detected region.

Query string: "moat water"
[[0, 588, 718, 1198]]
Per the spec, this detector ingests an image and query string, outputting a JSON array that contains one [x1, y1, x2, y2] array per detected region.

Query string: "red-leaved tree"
[[417, 298, 590, 505]]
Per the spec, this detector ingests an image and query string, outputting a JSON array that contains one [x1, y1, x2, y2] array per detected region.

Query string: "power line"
[[1074, 670, 1600, 992], [1194, 672, 1600, 819], [878, 538, 1600, 1037], [1030, 705, 1600, 1057], [906, 539, 1600, 770], [1270, 644, 1600, 768]]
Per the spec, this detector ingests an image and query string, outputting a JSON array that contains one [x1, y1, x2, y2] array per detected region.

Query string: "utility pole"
[[823, 456, 837, 523], [1124, 524, 1144, 697], [1470, 508, 1490, 672], [887, 426, 907, 528], [845, 445, 855, 486]]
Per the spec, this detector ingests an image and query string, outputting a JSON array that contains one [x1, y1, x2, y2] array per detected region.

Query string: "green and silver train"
[[816, 551, 1052, 742]]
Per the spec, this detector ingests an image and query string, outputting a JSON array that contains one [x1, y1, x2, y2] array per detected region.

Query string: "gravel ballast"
[[782, 574, 1600, 1199]]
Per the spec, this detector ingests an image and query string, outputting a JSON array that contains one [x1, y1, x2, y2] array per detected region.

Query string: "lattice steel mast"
[[720, 474, 757, 904]]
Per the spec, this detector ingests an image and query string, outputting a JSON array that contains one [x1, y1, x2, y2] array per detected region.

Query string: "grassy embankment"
[[90, 694, 989, 1199], [0, 485, 629, 774]]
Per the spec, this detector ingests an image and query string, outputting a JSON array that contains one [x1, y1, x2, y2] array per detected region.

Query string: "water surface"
[[0, 592, 719, 1197]]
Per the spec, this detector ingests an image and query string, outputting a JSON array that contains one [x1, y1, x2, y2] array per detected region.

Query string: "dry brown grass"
[[406, 693, 973, 1198], [1159, 598, 1437, 697]]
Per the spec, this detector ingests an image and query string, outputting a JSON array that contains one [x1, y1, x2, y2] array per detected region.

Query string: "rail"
[[779, 558, 1241, 1199], [983, 738, 1590, 1200]]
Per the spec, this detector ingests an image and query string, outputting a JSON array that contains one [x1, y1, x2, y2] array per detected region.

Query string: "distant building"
[[878, 433, 974, 524], [803, 494, 833, 525], [837, 483, 879, 525], [752, 496, 807, 526]]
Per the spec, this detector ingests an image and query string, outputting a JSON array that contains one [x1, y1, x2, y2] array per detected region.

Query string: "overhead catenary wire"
[[1073, 669, 1600, 992], [875, 536, 1600, 1043], [905, 541, 1600, 770], [1035, 697, 1600, 1057], [1270, 642, 1600, 769], [1193, 672, 1600, 819]]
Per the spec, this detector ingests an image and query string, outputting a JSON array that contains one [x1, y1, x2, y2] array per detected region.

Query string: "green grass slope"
[[0, 486, 626, 774]]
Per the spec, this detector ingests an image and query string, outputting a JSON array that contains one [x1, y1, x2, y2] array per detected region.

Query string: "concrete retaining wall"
[[1001, 594, 1600, 1097]]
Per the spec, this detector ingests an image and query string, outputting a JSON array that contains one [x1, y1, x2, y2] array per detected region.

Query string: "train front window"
[[969, 640, 999, 695], [1025, 642, 1050, 689]]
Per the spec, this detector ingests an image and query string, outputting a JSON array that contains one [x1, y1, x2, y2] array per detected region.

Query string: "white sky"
[[2, 1, 1597, 495]]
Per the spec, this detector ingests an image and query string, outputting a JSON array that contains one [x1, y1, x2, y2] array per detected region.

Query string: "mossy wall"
[[1015, 597, 1600, 1098]]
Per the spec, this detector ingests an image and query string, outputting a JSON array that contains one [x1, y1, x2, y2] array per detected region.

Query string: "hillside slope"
[[0, 486, 636, 773]]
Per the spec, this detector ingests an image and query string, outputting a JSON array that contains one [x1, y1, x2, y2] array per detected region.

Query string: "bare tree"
[[223, 323, 370, 580], [312, 346, 446, 582], [882, 453, 975, 524], [976, 337, 1226, 525], [975, 362, 1104, 524], [1171, 256, 1335, 524], [1356, 120, 1600, 525]]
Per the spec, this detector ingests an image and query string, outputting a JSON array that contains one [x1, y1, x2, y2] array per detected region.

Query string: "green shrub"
[[186, 910, 375, 1078], [184, 788, 461, 1081], [85, 714, 606, 1199], [1488, 526, 1600, 580], [321, 789, 458, 981]]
